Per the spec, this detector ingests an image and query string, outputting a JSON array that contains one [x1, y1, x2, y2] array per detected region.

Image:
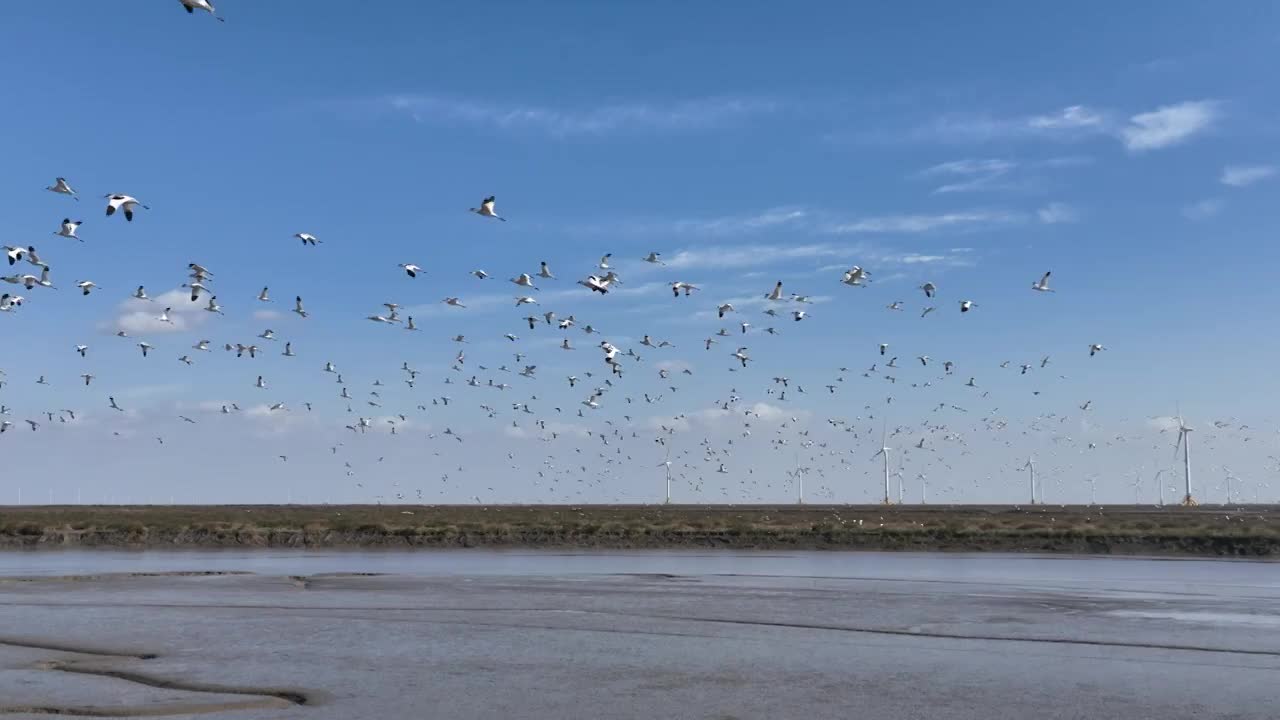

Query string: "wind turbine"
[[658, 448, 673, 505], [917, 472, 928, 504], [1223, 466, 1237, 505], [1153, 469, 1166, 507], [1023, 456, 1037, 505], [1174, 411, 1196, 506], [873, 423, 893, 505], [792, 453, 806, 505]]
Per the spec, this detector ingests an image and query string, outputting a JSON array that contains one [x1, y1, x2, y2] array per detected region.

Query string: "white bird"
[[515, 296, 538, 306], [257, 287, 272, 302], [295, 233, 321, 246], [184, 282, 210, 302], [959, 300, 977, 313], [887, 301, 903, 311], [1089, 343, 1106, 357], [75, 345, 88, 357], [671, 282, 698, 297], [157, 307, 174, 324], [765, 281, 784, 301], [1032, 271, 1054, 292], [598, 253, 613, 270], [293, 296, 308, 318], [470, 270, 489, 280], [138, 342, 153, 357], [255, 375, 268, 389], [108, 396, 123, 411], [717, 303, 734, 318], [579, 276, 611, 294], [55, 219, 83, 240], [405, 316, 419, 331], [179, 0, 225, 21], [4, 247, 23, 266], [258, 328, 276, 341], [104, 195, 149, 222], [469, 195, 505, 221], [444, 297, 466, 308], [643, 252, 664, 265], [81, 374, 95, 386], [133, 286, 151, 301], [538, 262, 555, 279], [399, 263, 422, 278], [75, 280, 97, 296], [193, 340, 211, 351], [842, 266, 870, 286], [0, 294, 20, 312], [732, 347, 751, 367], [791, 310, 807, 322], [920, 281, 936, 298], [205, 296, 223, 314], [23, 247, 46, 269], [46, 177, 79, 200], [511, 273, 538, 289]]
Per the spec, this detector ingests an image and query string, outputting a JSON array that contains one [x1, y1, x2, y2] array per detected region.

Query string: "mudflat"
[[0, 551, 1278, 719]]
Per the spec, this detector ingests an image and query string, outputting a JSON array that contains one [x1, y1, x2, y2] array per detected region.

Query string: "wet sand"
[[1, 552, 1278, 719]]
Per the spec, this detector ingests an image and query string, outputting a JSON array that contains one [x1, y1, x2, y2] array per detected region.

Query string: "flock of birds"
[[0, 0, 1273, 507]]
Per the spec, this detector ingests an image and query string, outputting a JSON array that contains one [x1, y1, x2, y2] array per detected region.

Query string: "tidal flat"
[[1, 551, 1278, 719]]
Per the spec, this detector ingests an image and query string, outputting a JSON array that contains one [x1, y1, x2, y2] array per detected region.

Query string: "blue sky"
[[1, 2, 1278, 505]]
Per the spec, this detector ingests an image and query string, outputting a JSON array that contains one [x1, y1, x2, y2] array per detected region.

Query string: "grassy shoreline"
[[0, 504, 1276, 557]]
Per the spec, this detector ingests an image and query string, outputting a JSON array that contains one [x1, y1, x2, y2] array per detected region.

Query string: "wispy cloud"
[[661, 243, 845, 271], [825, 210, 1022, 234], [1182, 198, 1224, 221], [1027, 105, 1106, 130], [1220, 164, 1275, 188], [1037, 202, 1079, 225], [383, 94, 777, 136], [871, 100, 1218, 152], [917, 158, 1016, 194], [1120, 100, 1219, 152], [575, 207, 808, 240]]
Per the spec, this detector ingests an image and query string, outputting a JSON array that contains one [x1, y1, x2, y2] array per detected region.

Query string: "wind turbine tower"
[[1175, 413, 1196, 506], [873, 423, 893, 505], [1023, 457, 1037, 505], [658, 449, 673, 505]]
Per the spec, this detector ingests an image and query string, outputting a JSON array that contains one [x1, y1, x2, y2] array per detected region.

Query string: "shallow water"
[[2, 551, 1278, 719]]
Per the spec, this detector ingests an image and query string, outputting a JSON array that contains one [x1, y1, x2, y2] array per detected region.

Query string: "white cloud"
[[1037, 202, 1079, 224], [107, 289, 209, 335], [1182, 198, 1224, 220], [879, 101, 1215, 152], [918, 158, 1016, 194], [661, 243, 844, 271], [825, 210, 1021, 234], [581, 207, 808, 240], [1120, 100, 1219, 152], [1220, 164, 1275, 187], [384, 94, 777, 136], [1027, 105, 1105, 130]]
